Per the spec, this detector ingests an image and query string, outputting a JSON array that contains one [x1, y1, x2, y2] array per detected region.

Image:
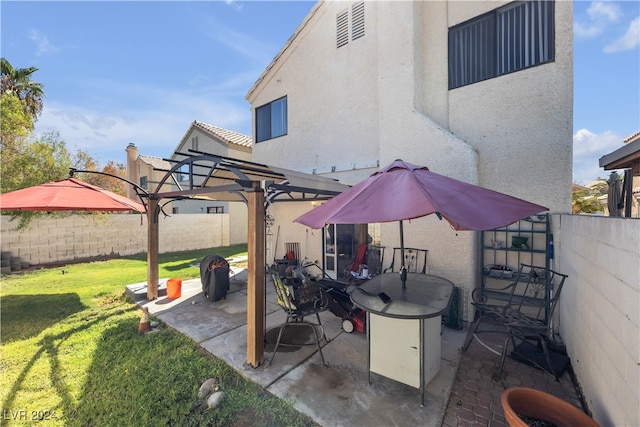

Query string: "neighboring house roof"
[[599, 132, 640, 170], [623, 130, 640, 144], [191, 120, 253, 148], [139, 155, 171, 170]]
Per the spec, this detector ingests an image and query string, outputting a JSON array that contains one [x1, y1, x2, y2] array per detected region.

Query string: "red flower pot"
[[501, 387, 599, 427]]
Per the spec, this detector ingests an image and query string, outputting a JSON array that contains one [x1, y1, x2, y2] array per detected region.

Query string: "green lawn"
[[0, 245, 319, 426]]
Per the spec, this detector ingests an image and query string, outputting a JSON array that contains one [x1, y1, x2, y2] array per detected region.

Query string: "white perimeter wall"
[[1, 213, 247, 267], [553, 214, 639, 427]]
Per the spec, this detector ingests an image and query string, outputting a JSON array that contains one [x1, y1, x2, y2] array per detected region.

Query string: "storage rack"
[[478, 214, 552, 316]]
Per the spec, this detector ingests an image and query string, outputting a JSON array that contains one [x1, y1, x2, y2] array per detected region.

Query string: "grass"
[[0, 245, 319, 426]]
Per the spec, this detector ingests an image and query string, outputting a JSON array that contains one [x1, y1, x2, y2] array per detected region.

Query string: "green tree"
[[1, 131, 71, 193], [1, 58, 130, 228], [72, 150, 127, 195], [1, 92, 33, 156], [1, 57, 45, 120], [572, 182, 606, 214]]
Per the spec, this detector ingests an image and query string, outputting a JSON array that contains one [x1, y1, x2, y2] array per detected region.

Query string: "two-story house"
[[169, 120, 252, 216], [246, 0, 573, 320]]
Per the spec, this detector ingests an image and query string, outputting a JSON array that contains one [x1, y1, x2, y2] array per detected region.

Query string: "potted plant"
[[501, 387, 599, 427]]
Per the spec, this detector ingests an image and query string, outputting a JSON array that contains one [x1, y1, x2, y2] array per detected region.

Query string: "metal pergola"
[[142, 150, 349, 367]]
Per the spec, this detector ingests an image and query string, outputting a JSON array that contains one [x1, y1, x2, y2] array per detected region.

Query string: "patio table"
[[350, 272, 454, 406]]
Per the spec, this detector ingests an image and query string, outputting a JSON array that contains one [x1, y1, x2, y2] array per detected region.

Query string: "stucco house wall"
[[126, 143, 173, 201], [449, 26, 573, 211], [247, 0, 572, 321]]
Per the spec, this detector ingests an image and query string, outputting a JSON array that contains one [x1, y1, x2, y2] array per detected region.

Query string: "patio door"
[[323, 224, 359, 280]]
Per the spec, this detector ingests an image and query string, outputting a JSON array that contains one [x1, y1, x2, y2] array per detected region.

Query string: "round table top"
[[350, 272, 455, 319]]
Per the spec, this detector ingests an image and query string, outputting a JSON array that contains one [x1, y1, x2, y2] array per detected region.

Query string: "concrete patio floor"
[[130, 268, 586, 427]]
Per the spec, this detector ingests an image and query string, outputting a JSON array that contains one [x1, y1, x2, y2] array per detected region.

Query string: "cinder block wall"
[[554, 214, 640, 427], [1, 213, 246, 268]]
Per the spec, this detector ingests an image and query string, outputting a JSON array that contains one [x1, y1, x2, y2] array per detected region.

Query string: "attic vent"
[[336, 2, 365, 48], [351, 2, 365, 40], [337, 10, 349, 48]]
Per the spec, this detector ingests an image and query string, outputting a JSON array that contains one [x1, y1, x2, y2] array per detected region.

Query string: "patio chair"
[[284, 242, 300, 265], [383, 247, 428, 274], [268, 268, 330, 367], [348, 243, 368, 273], [463, 263, 568, 380]]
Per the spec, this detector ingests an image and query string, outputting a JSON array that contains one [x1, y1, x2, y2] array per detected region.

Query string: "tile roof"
[[139, 155, 171, 169], [192, 121, 252, 148], [623, 130, 640, 143]]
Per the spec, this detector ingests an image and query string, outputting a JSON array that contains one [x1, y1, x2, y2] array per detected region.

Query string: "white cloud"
[[587, 1, 622, 23], [574, 20, 604, 38], [225, 0, 243, 12], [574, 1, 622, 40], [572, 128, 625, 185], [29, 29, 59, 56], [32, 80, 252, 165], [604, 16, 640, 52]]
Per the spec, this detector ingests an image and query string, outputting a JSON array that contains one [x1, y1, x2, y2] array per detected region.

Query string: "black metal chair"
[[383, 247, 428, 274], [463, 263, 568, 380], [268, 268, 330, 366]]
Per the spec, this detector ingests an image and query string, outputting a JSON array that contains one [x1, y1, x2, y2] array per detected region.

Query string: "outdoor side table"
[[350, 272, 454, 406]]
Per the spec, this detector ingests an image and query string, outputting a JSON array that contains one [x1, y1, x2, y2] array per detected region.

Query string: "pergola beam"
[[144, 154, 348, 367], [246, 184, 265, 367]]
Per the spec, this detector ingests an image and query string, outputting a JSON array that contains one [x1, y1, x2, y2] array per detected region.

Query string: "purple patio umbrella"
[[294, 160, 548, 287]]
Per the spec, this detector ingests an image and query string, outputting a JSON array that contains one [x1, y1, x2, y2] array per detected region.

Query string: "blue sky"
[[1, 1, 639, 186]]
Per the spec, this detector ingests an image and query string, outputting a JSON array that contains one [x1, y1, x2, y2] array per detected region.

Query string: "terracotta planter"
[[501, 387, 599, 427]]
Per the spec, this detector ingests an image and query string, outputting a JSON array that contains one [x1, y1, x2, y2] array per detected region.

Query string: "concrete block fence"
[[553, 214, 640, 427], [1, 213, 244, 271]]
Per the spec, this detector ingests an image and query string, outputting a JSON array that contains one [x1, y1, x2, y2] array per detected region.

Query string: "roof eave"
[[246, 1, 322, 102], [599, 138, 640, 170]]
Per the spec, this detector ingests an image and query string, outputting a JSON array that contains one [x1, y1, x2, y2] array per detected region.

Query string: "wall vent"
[[336, 10, 349, 48], [336, 1, 365, 49], [351, 2, 365, 40]]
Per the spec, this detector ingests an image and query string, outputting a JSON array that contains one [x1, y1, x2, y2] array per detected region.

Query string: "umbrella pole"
[[399, 221, 407, 289]]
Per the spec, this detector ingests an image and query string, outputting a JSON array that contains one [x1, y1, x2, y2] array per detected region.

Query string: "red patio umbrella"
[[0, 178, 146, 213], [294, 160, 548, 286]]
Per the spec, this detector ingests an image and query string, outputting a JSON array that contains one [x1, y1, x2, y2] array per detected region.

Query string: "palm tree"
[[1, 57, 45, 120]]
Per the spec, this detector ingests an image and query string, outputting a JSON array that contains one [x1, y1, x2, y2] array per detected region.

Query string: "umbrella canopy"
[[295, 160, 548, 287], [295, 160, 548, 230], [606, 171, 623, 217], [0, 178, 146, 213]]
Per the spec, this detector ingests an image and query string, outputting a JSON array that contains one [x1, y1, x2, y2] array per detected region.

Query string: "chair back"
[[508, 263, 568, 325], [349, 244, 369, 272], [384, 247, 428, 274], [269, 269, 297, 314], [269, 268, 328, 317]]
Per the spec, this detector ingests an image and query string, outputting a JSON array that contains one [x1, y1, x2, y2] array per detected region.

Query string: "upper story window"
[[337, 1, 365, 48], [140, 176, 148, 190], [176, 164, 188, 182], [207, 206, 224, 214], [448, 0, 555, 90], [256, 96, 287, 143]]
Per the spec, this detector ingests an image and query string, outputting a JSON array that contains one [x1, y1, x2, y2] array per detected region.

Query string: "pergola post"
[[246, 184, 265, 367], [147, 197, 160, 300]]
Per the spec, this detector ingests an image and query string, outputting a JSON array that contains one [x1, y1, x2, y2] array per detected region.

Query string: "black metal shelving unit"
[[478, 214, 552, 316]]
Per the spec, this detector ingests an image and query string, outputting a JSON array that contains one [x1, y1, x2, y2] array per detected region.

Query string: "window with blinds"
[[256, 96, 288, 143], [448, 0, 555, 90]]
